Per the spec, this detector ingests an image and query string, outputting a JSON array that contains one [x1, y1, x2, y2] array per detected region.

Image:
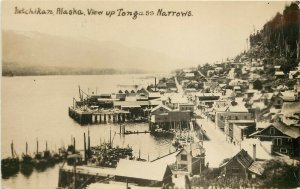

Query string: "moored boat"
[[1, 141, 20, 178]]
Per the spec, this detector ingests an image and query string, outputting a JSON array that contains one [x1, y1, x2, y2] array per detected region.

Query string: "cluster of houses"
[[166, 58, 300, 181], [176, 58, 300, 158], [70, 58, 300, 187]]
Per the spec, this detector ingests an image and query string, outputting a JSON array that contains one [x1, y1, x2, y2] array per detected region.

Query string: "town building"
[[175, 142, 205, 175], [219, 149, 264, 180], [250, 121, 300, 157], [215, 105, 254, 131]]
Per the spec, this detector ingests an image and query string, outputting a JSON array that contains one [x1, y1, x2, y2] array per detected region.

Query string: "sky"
[[2, 1, 290, 68]]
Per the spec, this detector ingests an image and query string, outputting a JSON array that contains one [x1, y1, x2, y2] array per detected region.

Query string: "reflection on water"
[[1, 74, 172, 189]]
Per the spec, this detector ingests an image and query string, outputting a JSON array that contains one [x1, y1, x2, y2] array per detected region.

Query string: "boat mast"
[[26, 141, 28, 155], [11, 140, 14, 158], [36, 139, 39, 154]]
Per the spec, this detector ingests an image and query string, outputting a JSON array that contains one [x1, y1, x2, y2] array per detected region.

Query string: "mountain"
[[2, 30, 184, 75]]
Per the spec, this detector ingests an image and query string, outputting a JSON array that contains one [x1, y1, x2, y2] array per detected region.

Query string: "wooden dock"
[[68, 107, 130, 125]]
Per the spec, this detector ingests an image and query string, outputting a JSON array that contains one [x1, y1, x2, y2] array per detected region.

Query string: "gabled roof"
[[220, 149, 253, 169], [250, 121, 300, 139], [151, 104, 172, 113]]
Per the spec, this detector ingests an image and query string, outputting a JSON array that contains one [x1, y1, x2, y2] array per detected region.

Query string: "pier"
[[68, 107, 130, 125], [58, 165, 116, 188]]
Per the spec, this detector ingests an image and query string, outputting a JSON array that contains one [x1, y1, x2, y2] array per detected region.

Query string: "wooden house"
[[272, 91, 297, 109], [219, 149, 253, 179], [175, 142, 205, 175], [250, 121, 300, 157]]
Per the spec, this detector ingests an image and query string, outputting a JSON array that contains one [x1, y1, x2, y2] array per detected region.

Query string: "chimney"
[[253, 144, 256, 161]]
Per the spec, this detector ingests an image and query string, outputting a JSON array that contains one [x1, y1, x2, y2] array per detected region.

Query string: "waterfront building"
[[150, 110, 192, 131], [115, 159, 173, 187]]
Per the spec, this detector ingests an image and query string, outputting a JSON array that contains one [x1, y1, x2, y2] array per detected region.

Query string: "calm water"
[[1, 74, 173, 189]]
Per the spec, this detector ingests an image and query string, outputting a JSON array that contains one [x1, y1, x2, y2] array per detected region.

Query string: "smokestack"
[[253, 144, 256, 161], [155, 77, 157, 92]]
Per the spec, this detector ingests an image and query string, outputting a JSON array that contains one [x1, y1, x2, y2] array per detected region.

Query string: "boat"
[[88, 144, 133, 168], [1, 157, 19, 178], [151, 128, 175, 137], [34, 141, 62, 171], [1, 141, 20, 178], [20, 154, 34, 177]]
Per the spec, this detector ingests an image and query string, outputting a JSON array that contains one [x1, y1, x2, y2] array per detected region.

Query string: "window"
[[235, 116, 238, 120], [220, 116, 224, 120], [270, 127, 275, 135], [244, 116, 247, 119], [288, 138, 293, 142], [181, 154, 187, 161], [274, 138, 282, 146], [280, 148, 287, 154]]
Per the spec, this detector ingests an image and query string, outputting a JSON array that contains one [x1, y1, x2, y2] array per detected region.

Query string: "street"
[[196, 113, 240, 167]]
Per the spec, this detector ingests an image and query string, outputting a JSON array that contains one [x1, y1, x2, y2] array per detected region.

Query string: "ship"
[[1, 141, 20, 178]]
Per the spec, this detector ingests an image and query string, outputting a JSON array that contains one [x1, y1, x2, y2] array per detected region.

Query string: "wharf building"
[[69, 89, 161, 125]]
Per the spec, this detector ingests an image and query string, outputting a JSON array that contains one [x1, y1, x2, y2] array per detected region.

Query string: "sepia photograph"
[[1, 1, 300, 188]]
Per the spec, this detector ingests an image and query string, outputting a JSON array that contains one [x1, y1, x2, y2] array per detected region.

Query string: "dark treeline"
[[249, 2, 300, 74], [2, 62, 146, 76]]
